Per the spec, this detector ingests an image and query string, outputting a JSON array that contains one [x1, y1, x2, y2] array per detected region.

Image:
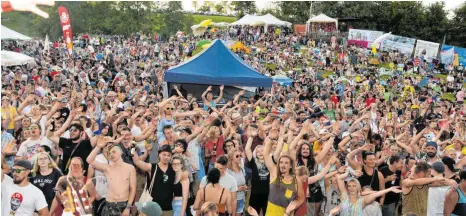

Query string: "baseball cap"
[[431, 161, 445, 174], [426, 141, 438, 149], [158, 144, 172, 155], [135, 201, 162, 216], [14, 160, 32, 170]]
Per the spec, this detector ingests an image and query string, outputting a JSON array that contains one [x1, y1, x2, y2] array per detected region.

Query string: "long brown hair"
[[276, 154, 296, 188]]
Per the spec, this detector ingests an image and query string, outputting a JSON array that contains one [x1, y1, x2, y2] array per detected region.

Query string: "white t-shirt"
[[427, 186, 450, 216], [131, 125, 146, 152], [90, 154, 111, 198], [200, 173, 238, 193], [2, 174, 48, 216], [17, 137, 53, 161]]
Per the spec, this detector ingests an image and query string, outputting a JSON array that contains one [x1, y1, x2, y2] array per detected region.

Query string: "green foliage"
[[231, 1, 257, 18]]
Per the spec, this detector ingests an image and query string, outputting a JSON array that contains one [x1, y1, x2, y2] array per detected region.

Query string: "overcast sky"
[[182, 1, 465, 17]]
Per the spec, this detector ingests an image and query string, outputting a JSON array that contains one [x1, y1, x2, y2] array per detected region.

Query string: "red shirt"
[[295, 181, 308, 216], [365, 97, 375, 107], [205, 135, 225, 163], [330, 95, 339, 106]]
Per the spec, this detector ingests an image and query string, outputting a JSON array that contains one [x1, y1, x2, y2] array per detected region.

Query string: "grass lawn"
[[192, 14, 237, 24], [1, 11, 39, 38]]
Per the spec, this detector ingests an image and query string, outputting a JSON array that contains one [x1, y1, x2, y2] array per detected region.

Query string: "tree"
[[198, 5, 211, 14], [214, 3, 225, 14], [231, 1, 257, 17], [449, 3, 466, 47]]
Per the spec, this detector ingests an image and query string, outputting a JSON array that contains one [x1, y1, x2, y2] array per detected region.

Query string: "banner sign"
[[413, 40, 439, 63], [58, 6, 73, 56], [294, 24, 306, 35], [380, 34, 416, 56], [347, 29, 384, 48], [442, 44, 466, 66]]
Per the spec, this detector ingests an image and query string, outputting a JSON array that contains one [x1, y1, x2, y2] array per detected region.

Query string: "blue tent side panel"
[[165, 39, 272, 87]]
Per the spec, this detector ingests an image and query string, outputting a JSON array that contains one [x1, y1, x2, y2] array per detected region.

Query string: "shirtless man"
[[87, 136, 137, 216]]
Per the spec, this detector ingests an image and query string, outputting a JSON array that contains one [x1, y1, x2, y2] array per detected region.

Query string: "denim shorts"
[[236, 199, 245, 213], [172, 199, 185, 216]]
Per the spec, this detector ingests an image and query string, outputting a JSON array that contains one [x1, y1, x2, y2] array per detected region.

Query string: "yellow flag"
[[372, 44, 377, 55]]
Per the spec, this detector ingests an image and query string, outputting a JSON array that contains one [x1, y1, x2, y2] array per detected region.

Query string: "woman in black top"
[[172, 156, 190, 216], [245, 133, 269, 215], [31, 152, 63, 209]]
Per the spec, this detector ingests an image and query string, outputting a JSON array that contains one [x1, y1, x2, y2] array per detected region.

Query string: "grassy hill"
[[1, 12, 237, 38]]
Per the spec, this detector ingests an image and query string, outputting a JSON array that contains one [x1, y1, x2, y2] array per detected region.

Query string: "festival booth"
[[230, 13, 291, 31], [306, 14, 338, 33], [1, 25, 32, 40], [164, 39, 272, 101], [1, 50, 36, 67]]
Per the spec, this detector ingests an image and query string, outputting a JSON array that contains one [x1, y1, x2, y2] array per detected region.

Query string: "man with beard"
[[401, 161, 452, 216], [422, 141, 441, 165], [87, 137, 137, 216], [47, 121, 93, 175], [1, 160, 49, 215]]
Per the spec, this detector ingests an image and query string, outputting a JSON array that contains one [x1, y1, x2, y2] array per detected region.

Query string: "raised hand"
[[6, 0, 55, 18], [219, 85, 224, 91], [97, 136, 113, 148], [390, 186, 402, 193], [207, 86, 212, 91]]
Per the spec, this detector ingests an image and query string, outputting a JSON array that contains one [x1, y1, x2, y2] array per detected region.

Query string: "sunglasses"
[[166, 107, 175, 111], [29, 126, 40, 130], [235, 154, 241, 158], [11, 168, 26, 174]]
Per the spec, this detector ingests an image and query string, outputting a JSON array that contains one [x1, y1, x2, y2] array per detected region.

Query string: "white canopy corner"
[[306, 14, 338, 33], [1, 25, 32, 40], [1, 50, 36, 67], [230, 14, 291, 30]]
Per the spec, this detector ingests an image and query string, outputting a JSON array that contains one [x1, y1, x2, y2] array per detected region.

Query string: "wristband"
[[125, 204, 131, 210], [1, 1, 13, 13]]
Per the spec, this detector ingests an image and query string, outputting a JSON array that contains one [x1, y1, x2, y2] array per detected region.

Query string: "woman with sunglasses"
[[172, 156, 190, 216], [227, 148, 247, 215], [31, 152, 63, 210], [156, 95, 201, 144]]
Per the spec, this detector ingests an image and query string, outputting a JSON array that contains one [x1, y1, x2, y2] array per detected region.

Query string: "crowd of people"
[[2, 22, 466, 216]]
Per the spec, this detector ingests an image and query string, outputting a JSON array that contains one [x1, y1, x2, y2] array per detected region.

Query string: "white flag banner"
[[440, 47, 454, 65]]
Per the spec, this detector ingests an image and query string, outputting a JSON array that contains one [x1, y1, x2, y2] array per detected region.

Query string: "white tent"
[[230, 14, 291, 30], [1, 25, 32, 40], [306, 14, 338, 33], [1, 50, 36, 67]]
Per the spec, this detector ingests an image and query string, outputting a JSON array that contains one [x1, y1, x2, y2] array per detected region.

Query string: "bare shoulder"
[[181, 171, 189, 180]]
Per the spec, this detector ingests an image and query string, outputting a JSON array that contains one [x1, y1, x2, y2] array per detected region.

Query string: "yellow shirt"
[[1, 106, 17, 129]]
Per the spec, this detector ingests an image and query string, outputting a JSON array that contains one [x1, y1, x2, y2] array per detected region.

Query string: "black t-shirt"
[[31, 168, 63, 208], [148, 163, 175, 211], [379, 166, 401, 204], [59, 138, 93, 175], [246, 157, 269, 195]]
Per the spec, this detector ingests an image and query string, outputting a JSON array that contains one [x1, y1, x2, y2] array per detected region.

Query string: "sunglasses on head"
[[29, 125, 39, 130]]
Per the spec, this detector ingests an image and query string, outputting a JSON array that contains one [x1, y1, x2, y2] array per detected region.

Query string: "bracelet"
[[125, 204, 132, 209]]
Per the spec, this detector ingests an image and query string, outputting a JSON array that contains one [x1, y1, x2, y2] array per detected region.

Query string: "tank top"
[[358, 167, 380, 191], [203, 187, 227, 216], [266, 177, 298, 216], [402, 184, 428, 216], [173, 181, 182, 197], [452, 187, 466, 216], [340, 196, 363, 216], [295, 181, 308, 216]]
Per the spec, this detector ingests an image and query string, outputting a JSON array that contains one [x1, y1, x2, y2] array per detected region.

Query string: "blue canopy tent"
[[272, 75, 293, 86], [165, 39, 272, 87]]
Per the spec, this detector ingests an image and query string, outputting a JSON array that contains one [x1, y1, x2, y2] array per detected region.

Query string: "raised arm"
[[363, 186, 401, 206], [201, 86, 212, 102], [264, 137, 277, 180], [132, 150, 152, 172], [315, 135, 335, 164], [215, 85, 224, 104], [86, 137, 112, 172], [308, 155, 337, 184], [245, 136, 254, 162]]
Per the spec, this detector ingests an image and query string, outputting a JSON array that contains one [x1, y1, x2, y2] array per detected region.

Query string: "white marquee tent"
[[306, 14, 338, 33], [230, 14, 291, 30], [1, 50, 36, 67], [1, 25, 32, 40]]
